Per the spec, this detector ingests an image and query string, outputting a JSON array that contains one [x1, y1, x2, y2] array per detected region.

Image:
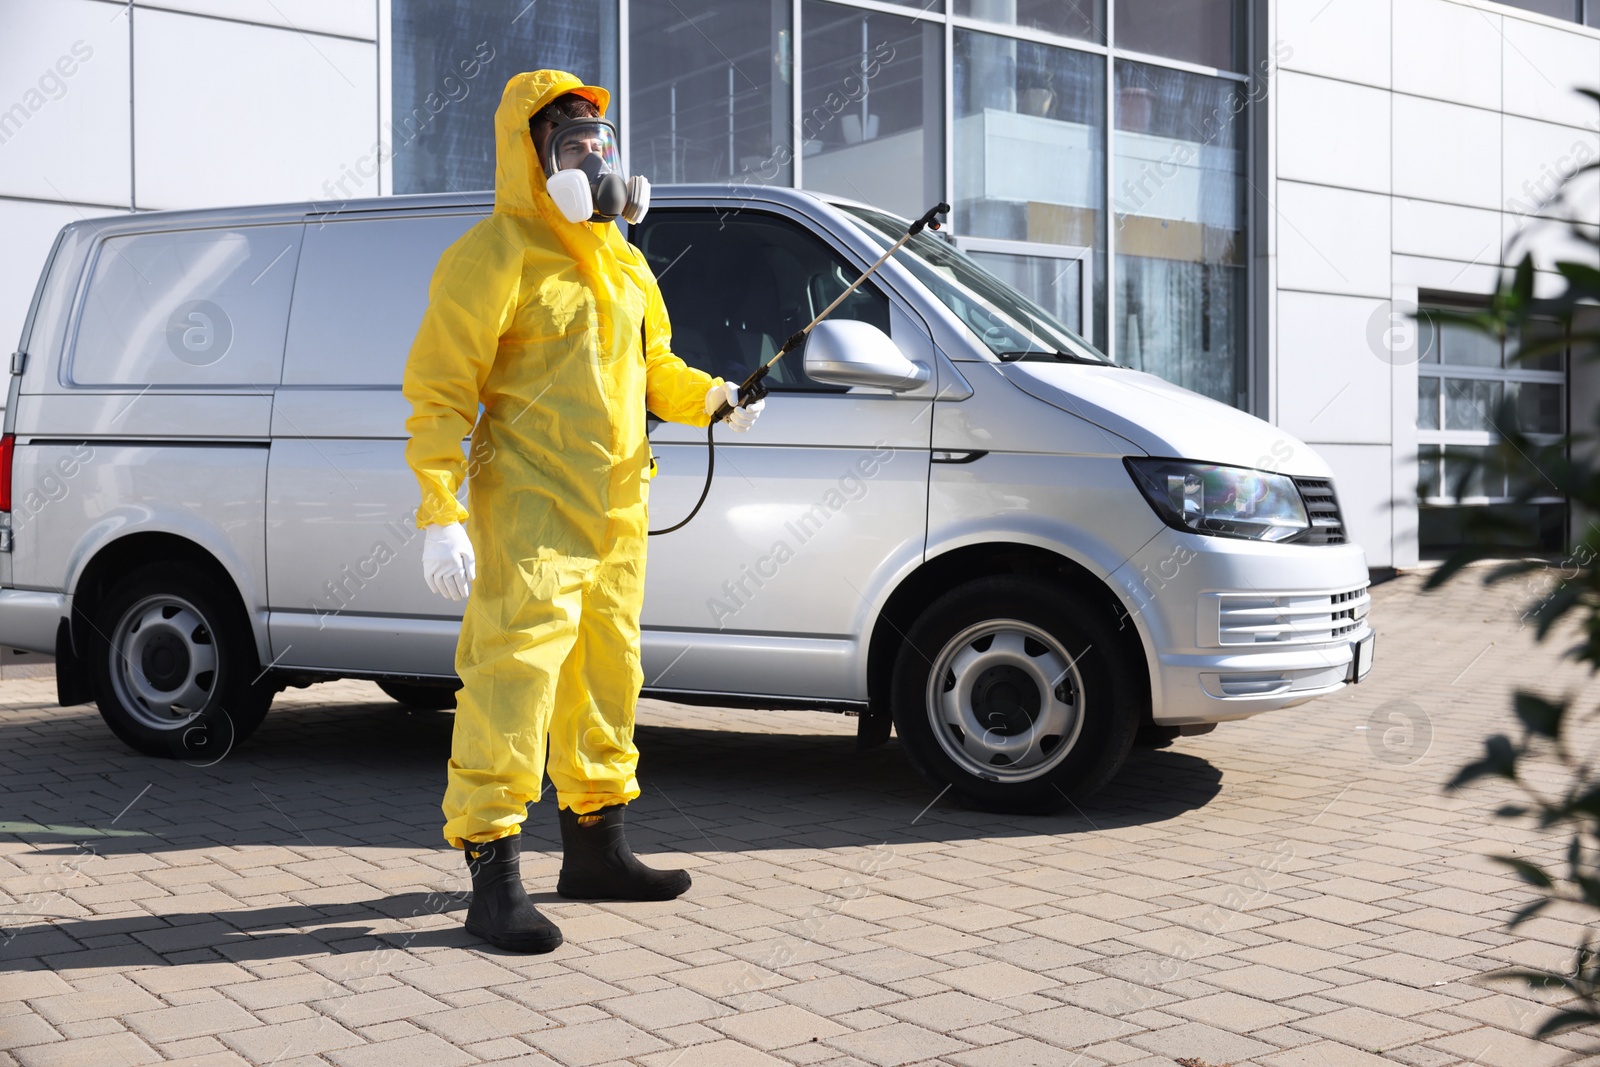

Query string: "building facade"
[[2, 0, 1597, 570]]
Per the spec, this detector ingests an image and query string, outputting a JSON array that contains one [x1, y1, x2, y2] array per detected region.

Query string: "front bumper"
[[1107, 527, 1375, 725]]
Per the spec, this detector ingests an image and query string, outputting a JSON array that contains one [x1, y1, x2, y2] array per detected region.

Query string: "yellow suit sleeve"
[[642, 275, 720, 427], [402, 226, 522, 529]]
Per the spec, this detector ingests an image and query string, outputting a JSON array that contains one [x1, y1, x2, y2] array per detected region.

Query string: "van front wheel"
[[890, 577, 1140, 814], [90, 563, 273, 761]]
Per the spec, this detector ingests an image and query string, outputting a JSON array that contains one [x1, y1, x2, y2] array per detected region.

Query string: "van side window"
[[284, 213, 477, 387], [632, 211, 891, 392], [71, 225, 303, 387]]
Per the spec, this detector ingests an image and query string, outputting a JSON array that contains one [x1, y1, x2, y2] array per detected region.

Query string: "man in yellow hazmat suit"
[[402, 69, 764, 954]]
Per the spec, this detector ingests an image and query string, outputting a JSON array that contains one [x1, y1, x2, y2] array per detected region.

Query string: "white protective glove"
[[422, 522, 476, 602], [705, 381, 766, 433]]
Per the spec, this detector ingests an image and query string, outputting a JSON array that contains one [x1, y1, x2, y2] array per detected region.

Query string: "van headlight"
[[1125, 458, 1309, 542]]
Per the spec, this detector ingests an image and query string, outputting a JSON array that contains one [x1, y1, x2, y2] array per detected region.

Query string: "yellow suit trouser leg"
[[548, 549, 644, 815], [442, 555, 586, 849], [441, 549, 646, 847]]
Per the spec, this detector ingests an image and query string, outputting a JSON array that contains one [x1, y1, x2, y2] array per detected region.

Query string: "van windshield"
[[839, 205, 1112, 366]]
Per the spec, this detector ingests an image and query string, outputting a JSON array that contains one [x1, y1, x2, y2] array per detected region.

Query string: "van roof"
[[59, 185, 883, 238]]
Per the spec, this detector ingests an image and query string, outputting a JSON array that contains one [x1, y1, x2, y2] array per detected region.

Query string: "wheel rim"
[[108, 594, 220, 730], [924, 618, 1086, 783]]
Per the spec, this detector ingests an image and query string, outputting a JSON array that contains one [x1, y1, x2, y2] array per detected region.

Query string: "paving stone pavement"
[[2, 564, 1600, 1067]]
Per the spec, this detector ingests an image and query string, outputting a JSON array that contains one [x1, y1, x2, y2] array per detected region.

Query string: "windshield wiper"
[[997, 350, 1104, 365]]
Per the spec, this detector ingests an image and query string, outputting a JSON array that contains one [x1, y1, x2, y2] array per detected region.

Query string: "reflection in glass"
[[1440, 319, 1501, 367], [392, 0, 616, 194], [953, 30, 1105, 343], [1445, 445, 1493, 499], [633, 210, 888, 390], [1416, 310, 1438, 363], [1510, 381, 1564, 434], [843, 205, 1109, 364], [967, 250, 1085, 339], [800, 2, 943, 220], [1114, 61, 1245, 406], [1417, 445, 1441, 499], [952, 0, 1104, 43], [1444, 378, 1502, 432], [630, 0, 790, 185], [1515, 316, 1567, 371], [1114, 0, 1243, 72], [1417, 376, 1439, 431], [1508, 447, 1559, 500]]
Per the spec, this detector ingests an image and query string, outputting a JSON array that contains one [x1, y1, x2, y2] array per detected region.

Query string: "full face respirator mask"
[[537, 113, 650, 225]]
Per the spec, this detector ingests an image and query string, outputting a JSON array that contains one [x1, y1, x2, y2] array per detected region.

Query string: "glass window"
[[1439, 318, 1501, 367], [954, 30, 1105, 344], [72, 226, 302, 387], [1115, 0, 1244, 72], [1444, 378, 1502, 432], [966, 249, 1086, 339], [800, 2, 944, 221], [631, 210, 889, 390], [284, 214, 478, 386], [954, 0, 1104, 44], [1517, 317, 1567, 371], [630, 0, 791, 185], [1417, 376, 1439, 431], [1114, 61, 1245, 406], [391, 1, 617, 195], [1499, 0, 1581, 22], [1445, 444, 1493, 499], [1511, 381, 1564, 434], [1418, 444, 1441, 499], [842, 205, 1109, 364]]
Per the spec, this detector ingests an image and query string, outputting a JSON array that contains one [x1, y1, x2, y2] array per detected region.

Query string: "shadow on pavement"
[[1, 695, 1223, 860]]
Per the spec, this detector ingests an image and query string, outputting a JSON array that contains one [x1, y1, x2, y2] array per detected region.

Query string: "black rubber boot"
[[462, 834, 563, 953], [557, 804, 692, 901]]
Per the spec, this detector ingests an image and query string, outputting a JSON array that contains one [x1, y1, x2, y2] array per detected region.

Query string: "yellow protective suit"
[[402, 70, 720, 849]]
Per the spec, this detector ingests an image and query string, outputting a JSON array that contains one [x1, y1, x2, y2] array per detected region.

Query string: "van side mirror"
[[802, 320, 929, 392]]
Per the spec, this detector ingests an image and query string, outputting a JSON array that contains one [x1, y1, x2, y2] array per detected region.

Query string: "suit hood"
[[493, 69, 610, 218]]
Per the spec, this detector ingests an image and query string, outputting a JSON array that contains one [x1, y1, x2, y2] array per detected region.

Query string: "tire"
[[89, 562, 273, 760], [889, 576, 1141, 814], [378, 679, 460, 711]]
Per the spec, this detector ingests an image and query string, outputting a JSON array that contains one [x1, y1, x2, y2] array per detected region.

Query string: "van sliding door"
[[267, 211, 478, 677]]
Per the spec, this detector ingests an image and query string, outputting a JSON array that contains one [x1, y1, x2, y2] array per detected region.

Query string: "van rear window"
[[71, 225, 303, 387]]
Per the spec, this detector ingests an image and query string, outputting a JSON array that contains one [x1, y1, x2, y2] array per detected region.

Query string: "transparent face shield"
[[537, 114, 649, 225], [543, 118, 621, 180]]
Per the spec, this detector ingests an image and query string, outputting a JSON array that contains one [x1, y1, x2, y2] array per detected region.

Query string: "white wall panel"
[[0, 198, 120, 360], [133, 9, 376, 210], [1392, 94, 1501, 210], [1276, 291, 1394, 446], [1276, 0, 1391, 88], [1308, 443, 1396, 567], [1504, 115, 1600, 225], [133, 1, 375, 41], [1276, 72, 1390, 194], [1391, 253, 1500, 295], [1393, 198, 1501, 264], [1392, 0, 1502, 112], [1503, 215, 1599, 274], [1501, 14, 1600, 130], [0, 0, 130, 206], [1276, 181, 1391, 298]]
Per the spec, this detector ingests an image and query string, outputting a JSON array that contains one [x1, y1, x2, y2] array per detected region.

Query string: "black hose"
[[646, 419, 715, 536]]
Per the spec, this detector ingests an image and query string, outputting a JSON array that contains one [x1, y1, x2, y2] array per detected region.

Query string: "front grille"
[[1330, 587, 1364, 637], [1212, 583, 1370, 646], [1290, 477, 1346, 545]]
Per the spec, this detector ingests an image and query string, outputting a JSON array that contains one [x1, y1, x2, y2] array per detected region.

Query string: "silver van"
[[0, 186, 1374, 812]]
